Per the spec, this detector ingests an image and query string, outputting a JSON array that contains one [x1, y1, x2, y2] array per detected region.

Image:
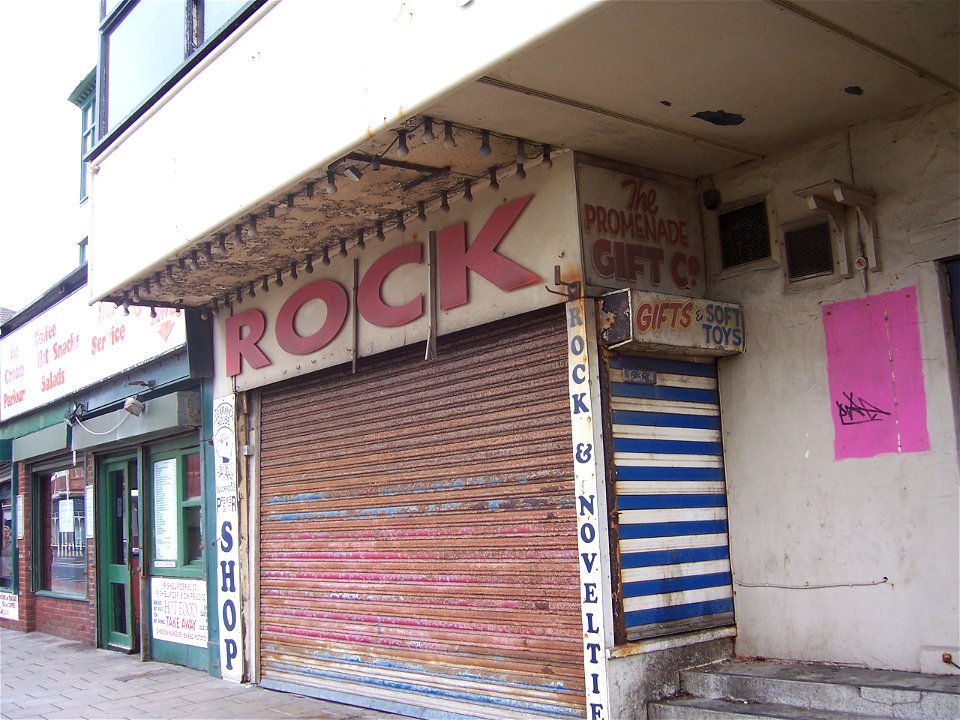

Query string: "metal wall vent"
[[784, 221, 833, 282], [718, 200, 771, 270]]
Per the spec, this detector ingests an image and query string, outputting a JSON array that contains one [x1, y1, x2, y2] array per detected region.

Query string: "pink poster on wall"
[[822, 287, 929, 460]]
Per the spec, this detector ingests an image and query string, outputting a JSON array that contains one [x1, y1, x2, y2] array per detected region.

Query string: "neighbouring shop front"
[[0, 275, 219, 674], [212, 154, 750, 718]]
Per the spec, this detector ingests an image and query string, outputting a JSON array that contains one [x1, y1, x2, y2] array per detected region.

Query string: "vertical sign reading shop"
[[566, 298, 611, 719], [213, 395, 243, 681]]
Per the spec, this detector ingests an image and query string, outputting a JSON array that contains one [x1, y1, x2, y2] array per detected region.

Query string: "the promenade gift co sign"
[[0, 290, 186, 421]]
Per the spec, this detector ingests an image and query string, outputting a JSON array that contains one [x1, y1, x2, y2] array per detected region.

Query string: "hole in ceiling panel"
[[691, 110, 745, 126]]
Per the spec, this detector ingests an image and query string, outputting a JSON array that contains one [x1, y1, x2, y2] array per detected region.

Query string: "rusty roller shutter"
[[258, 307, 585, 720]]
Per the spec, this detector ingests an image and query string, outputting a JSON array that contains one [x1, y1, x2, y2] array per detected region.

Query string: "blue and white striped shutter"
[[608, 354, 735, 640]]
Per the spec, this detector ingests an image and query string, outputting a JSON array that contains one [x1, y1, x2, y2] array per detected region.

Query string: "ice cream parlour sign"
[[577, 161, 705, 296]]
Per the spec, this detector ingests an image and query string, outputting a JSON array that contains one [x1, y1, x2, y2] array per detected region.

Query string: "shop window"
[[35, 464, 86, 597], [1, 477, 13, 590], [99, 0, 253, 135], [151, 448, 204, 571]]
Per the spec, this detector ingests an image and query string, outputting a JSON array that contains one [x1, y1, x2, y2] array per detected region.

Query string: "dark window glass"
[[106, 1, 185, 130], [39, 466, 86, 596]]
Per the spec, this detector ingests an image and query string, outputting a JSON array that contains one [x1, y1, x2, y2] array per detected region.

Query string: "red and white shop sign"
[[577, 162, 705, 297], [0, 290, 186, 421], [218, 188, 576, 389]]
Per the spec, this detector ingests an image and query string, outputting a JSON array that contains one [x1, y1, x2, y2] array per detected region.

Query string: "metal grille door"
[[608, 354, 735, 641], [258, 308, 585, 720]]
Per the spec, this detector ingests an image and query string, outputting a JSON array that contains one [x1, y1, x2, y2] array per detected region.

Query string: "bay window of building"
[[98, 0, 254, 137], [35, 465, 87, 596]]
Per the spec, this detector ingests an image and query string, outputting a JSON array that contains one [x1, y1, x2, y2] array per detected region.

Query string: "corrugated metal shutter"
[[607, 354, 735, 641], [258, 307, 585, 720]]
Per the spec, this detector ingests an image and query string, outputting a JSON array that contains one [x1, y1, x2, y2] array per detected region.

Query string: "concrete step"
[[679, 661, 960, 719], [648, 697, 889, 720]]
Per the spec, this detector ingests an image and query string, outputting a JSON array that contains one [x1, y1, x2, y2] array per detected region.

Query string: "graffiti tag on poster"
[[151, 577, 207, 648], [823, 287, 929, 459]]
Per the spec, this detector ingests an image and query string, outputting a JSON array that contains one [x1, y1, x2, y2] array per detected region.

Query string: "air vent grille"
[[784, 221, 833, 281], [718, 201, 771, 270]]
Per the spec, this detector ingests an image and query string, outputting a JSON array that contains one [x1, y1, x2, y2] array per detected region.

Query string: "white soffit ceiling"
[[430, 0, 959, 178]]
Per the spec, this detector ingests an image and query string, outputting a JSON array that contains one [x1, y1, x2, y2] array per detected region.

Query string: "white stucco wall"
[[707, 97, 959, 673]]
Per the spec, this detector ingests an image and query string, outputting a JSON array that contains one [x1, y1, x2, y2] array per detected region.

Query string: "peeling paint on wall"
[[822, 287, 930, 460]]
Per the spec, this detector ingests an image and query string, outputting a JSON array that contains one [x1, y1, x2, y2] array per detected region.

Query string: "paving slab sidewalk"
[[1, 629, 399, 720]]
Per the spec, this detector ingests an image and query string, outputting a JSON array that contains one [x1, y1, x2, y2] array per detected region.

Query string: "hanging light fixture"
[[376, 220, 385, 241], [479, 129, 491, 156], [396, 130, 409, 157], [262, 275, 270, 293], [249, 215, 258, 237], [203, 242, 213, 261], [417, 201, 427, 222], [305, 181, 315, 198], [516, 161, 526, 181], [212, 299, 220, 315], [305, 255, 314, 273], [541, 144, 553, 169], [235, 286, 243, 304], [371, 155, 381, 171], [122, 296, 130, 315], [275, 269, 284, 287], [150, 306, 157, 318], [443, 121, 456, 148], [325, 170, 337, 195], [249, 281, 256, 299], [287, 193, 295, 208], [357, 229, 365, 249], [339, 238, 348, 257], [463, 179, 473, 203], [234, 223, 244, 246], [131, 286, 141, 304], [189, 250, 200, 270], [322, 246, 331, 265], [488, 167, 500, 191], [217, 234, 226, 253], [515, 138, 525, 163], [440, 190, 450, 212], [396, 211, 406, 232], [290, 261, 298, 280], [422, 116, 435, 144]]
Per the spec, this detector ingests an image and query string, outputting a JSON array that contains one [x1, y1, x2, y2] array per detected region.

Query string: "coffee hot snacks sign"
[[0, 289, 186, 421]]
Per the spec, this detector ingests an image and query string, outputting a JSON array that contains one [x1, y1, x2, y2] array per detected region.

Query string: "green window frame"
[[149, 445, 204, 576], [0, 465, 15, 593], [79, 94, 96, 202]]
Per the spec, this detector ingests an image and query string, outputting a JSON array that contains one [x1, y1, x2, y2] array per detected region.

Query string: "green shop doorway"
[[98, 456, 140, 652]]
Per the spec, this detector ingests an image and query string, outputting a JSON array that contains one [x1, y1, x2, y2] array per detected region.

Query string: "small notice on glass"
[[153, 458, 178, 562]]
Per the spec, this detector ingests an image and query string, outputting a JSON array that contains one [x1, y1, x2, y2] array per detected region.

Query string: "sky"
[[0, 1, 101, 313]]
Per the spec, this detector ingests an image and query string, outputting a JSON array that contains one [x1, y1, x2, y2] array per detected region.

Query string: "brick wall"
[[0, 454, 96, 644]]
